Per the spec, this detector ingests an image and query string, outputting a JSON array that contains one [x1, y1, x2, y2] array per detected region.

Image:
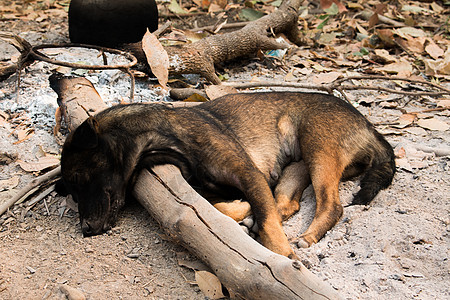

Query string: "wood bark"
[[125, 0, 305, 84], [51, 75, 341, 299]]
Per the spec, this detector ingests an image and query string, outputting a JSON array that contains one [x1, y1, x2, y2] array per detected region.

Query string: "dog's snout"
[[81, 219, 93, 236]]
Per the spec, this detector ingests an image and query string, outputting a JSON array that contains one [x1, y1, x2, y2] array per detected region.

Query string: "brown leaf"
[[312, 71, 341, 84], [424, 53, 450, 76], [425, 40, 444, 60], [320, 0, 347, 13], [18, 156, 60, 173], [205, 85, 238, 100], [396, 36, 426, 54], [370, 49, 396, 64], [177, 259, 211, 272], [374, 59, 412, 77], [437, 99, 450, 108], [0, 176, 20, 191], [142, 29, 169, 89], [195, 271, 224, 299], [14, 128, 34, 144], [417, 118, 449, 131], [376, 29, 395, 47], [395, 113, 416, 128], [184, 93, 209, 102], [369, 3, 387, 29]]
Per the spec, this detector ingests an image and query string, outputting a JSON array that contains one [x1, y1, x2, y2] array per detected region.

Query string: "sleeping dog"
[[57, 92, 395, 258]]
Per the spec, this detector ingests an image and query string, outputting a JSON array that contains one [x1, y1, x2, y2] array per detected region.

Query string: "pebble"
[[59, 284, 86, 300]]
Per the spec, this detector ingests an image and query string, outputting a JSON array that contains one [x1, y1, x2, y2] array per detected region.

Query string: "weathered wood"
[[49, 73, 108, 130], [135, 166, 340, 299], [124, 0, 306, 84]]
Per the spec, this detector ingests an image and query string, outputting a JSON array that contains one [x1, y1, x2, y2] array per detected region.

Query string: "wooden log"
[[51, 75, 341, 299], [124, 0, 306, 84], [134, 166, 340, 299]]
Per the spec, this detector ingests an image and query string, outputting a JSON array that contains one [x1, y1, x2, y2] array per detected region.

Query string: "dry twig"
[[0, 166, 61, 216]]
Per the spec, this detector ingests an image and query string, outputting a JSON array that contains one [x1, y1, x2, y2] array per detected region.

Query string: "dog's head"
[[58, 117, 128, 237]]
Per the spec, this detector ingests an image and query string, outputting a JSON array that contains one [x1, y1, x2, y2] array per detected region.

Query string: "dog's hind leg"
[[296, 156, 344, 248], [274, 161, 311, 221]]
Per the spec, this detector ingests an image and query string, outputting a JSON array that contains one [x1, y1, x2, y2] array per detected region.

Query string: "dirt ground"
[[0, 1, 449, 299]]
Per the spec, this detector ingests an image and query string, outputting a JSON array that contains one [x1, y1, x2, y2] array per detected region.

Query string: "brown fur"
[[57, 92, 396, 258]]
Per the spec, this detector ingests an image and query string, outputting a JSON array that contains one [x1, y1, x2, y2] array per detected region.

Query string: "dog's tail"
[[351, 133, 396, 206]]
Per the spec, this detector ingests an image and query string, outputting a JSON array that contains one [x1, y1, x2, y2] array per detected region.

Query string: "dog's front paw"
[[296, 234, 317, 248]]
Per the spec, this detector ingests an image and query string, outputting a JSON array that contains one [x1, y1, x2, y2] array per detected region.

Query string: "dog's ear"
[[71, 117, 99, 149]]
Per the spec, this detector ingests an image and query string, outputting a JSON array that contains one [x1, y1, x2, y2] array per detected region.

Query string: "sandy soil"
[[0, 3, 449, 300]]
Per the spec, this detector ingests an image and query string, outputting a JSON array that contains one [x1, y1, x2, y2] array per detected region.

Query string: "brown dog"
[[57, 92, 395, 258]]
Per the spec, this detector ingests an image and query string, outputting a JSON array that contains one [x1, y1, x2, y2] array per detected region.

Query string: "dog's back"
[[197, 92, 395, 206]]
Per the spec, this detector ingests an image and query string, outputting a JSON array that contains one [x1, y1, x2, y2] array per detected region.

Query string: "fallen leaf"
[[374, 59, 412, 76], [239, 8, 265, 21], [394, 146, 406, 158], [178, 259, 211, 272], [184, 93, 208, 102], [320, 0, 347, 13], [437, 99, 450, 108], [424, 53, 450, 76], [195, 271, 224, 299], [168, 0, 189, 15], [18, 156, 60, 173], [417, 118, 449, 131], [395, 157, 413, 172], [14, 128, 34, 144], [431, 2, 444, 14], [142, 29, 169, 89], [394, 27, 427, 38], [425, 40, 444, 60], [396, 36, 426, 54], [376, 29, 395, 47], [401, 5, 433, 14], [312, 71, 341, 84], [205, 85, 238, 100], [395, 113, 416, 128], [0, 176, 20, 191], [370, 49, 396, 64]]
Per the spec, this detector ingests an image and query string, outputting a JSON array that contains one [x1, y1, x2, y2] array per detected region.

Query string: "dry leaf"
[[18, 156, 60, 173], [205, 85, 237, 100], [437, 99, 450, 108], [168, 0, 189, 15], [15, 128, 34, 144], [320, 0, 347, 13], [284, 71, 296, 82], [142, 29, 169, 89], [424, 51, 450, 76], [371, 49, 396, 64], [417, 118, 449, 131], [184, 93, 208, 102], [395, 113, 416, 128], [177, 259, 211, 272], [374, 59, 412, 77], [394, 146, 406, 158], [394, 27, 427, 38], [0, 176, 20, 191], [312, 71, 341, 84], [425, 40, 444, 60], [195, 271, 224, 299], [376, 29, 395, 47]]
